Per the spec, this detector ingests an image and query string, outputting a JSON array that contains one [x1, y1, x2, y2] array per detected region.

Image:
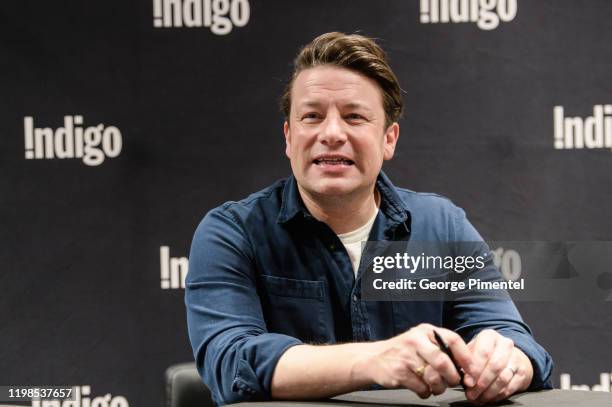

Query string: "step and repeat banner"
[[2, 1, 612, 405]]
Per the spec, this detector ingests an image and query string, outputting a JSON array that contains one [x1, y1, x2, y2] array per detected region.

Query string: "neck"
[[299, 185, 379, 235]]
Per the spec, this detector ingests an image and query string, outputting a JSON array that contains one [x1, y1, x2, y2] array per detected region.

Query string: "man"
[[186, 32, 553, 406]]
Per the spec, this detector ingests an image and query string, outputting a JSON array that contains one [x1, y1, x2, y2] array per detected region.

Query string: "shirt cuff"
[[230, 333, 303, 402]]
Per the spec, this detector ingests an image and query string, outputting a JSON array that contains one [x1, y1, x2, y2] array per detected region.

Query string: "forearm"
[[270, 341, 384, 400]]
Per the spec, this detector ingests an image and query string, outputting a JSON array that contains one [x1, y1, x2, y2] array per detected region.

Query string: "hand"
[[367, 324, 472, 399], [463, 329, 534, 405]]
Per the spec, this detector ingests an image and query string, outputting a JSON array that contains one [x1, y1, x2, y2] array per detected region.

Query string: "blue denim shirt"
[[185, 172, 553, 405]]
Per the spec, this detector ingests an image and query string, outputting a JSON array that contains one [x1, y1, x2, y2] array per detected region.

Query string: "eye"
[[346, 113, 366, 121], [301, 112, 321, 122]]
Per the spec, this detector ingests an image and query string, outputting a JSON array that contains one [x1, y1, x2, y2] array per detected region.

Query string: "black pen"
[[433, 330, 466, 390]]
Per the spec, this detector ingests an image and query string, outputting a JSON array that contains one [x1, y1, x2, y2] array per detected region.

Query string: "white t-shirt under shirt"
[[337, 208, 379, 276]]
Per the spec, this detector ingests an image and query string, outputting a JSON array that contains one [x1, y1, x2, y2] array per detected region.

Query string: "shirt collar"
[[375, 171, 410, 225], [277, 174, 307, 224], [277, 171, 411, 226]]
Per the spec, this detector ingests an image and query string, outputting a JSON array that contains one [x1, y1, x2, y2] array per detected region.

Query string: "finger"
[[395, 348, 431, 398], [490, 370, 524, 403], [423, 364, 448, 396], [404, 371, 432, 399], [466, 329, 497, 386], [406, 351, 431, 390], [417, 337, 462, 386], [467, 334, 514, 400], [434, 328, 474, 377], [400, 370, 432, 399], [463, 341, 477, 387], [476, 366, 514, 404], [490, 349, 532, 403]]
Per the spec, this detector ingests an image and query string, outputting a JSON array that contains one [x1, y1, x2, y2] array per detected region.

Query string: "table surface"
[[231, 388, 612, 406]]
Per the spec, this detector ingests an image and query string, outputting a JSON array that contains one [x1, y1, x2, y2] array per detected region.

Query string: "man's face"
[[284, 65, 399, 199]]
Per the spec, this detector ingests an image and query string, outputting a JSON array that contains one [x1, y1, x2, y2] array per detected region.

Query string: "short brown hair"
[[280, 32, 403, 128]]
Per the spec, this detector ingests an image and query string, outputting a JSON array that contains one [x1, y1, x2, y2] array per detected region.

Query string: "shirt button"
[[353, 294, 358, 302]]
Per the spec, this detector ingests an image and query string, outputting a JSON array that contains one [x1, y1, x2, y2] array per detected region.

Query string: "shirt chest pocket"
[[259, 274, 331, 344]]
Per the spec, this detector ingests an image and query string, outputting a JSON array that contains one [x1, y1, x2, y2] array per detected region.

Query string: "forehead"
[[291, 65, 383, 109]]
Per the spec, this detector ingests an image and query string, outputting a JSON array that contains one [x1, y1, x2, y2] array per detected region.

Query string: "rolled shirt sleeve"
[[185, 207, 302, 405], [445, 207, 554, 390]]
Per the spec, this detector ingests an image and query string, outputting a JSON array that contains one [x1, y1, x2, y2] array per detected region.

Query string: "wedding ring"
[[414, 365, 426, 378]]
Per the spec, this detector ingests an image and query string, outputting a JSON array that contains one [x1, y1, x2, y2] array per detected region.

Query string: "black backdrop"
[[2, 1, 612, 405]]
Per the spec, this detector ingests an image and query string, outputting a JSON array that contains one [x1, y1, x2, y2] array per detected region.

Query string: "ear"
[[383, 122, 400, 160], [284, 120, 291, 159]]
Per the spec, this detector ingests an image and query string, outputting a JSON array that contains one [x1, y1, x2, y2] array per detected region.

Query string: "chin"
[[310, 179, 360, 197]]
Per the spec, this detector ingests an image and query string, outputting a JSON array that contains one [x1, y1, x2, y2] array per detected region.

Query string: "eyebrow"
[[344, 102, 373, 112], [297, 100, 374, 112]]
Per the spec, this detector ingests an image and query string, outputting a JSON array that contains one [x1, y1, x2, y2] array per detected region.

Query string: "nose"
[[319, 114, 347, 147]]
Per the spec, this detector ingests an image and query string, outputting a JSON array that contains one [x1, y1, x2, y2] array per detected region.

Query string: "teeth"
[[317, 158, 350, 162], [315, 158, 352, 165]]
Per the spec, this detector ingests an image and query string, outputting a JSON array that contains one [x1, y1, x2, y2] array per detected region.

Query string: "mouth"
[[313, 156, 354, 166]]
